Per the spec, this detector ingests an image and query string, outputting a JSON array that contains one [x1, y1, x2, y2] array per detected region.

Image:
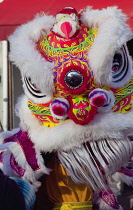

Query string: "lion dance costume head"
[[0, 6, 133, 210]]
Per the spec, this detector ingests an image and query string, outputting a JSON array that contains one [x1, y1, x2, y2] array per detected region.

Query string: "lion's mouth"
[[58, 137, 132, 191]]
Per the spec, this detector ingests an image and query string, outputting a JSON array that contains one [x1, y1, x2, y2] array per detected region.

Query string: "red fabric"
[[0, 0, 133, 40], [60, 22, 72, 40], [68, 98, 97, 125]]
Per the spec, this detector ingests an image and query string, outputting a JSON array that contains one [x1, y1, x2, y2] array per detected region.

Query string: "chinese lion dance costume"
[[0, 6, 133, 210]]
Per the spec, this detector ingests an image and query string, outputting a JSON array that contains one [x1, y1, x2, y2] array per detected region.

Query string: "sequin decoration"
[[37, 26, 98, 96], [68, 96, 97, 125], [38, 26, 98, 58], [112, 77, 133, 113], [99, 189, 120, 209], [28, 100, 61, 127]]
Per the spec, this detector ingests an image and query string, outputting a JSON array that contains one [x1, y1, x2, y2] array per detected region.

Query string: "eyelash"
[[24, 77, 46, 98]]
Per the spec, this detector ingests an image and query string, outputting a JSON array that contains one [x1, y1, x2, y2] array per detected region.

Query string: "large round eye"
[[112, 46, 130, 83], [64, 70, 83, 89], [24, 77, 46, 98], [112, 53, 122, 73], [58, 65, 92, 95]]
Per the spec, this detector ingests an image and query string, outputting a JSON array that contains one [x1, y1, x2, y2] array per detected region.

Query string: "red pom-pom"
[[91, 96, 106, 107], [52, 105, 66, 116]]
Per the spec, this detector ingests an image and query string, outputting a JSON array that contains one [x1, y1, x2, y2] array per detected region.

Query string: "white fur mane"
[[16, 95, 133, 152], [8, 13, 55, 100], [80, 6, 133, 85]]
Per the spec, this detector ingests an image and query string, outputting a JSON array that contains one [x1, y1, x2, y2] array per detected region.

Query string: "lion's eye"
[[112, 53, 122, 72], [24, 77, 46, 98], [64, 70, 83, 89], [112, 46, 128, 83]]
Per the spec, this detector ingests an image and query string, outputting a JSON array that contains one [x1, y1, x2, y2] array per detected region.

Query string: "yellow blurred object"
[[53, 201, 92, 210], [60, 204, 73, 210], [46, 156, 93, 209]]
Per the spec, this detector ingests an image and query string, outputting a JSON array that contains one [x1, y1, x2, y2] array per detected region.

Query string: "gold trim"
[[53, 201, 92, 210]]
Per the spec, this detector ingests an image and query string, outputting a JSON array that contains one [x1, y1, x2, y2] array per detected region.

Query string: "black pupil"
[[65, 70, 83, 89], [113, 53, 122, 65], [28, 78, 38, 89]]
